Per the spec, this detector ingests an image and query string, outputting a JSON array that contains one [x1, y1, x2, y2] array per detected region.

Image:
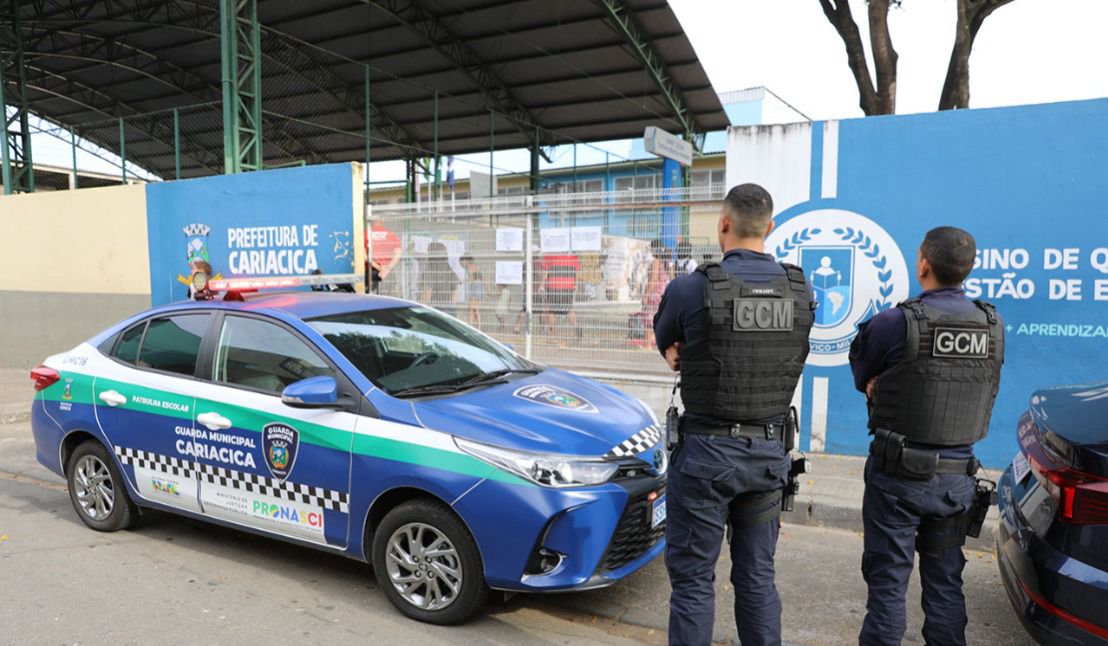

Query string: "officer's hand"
[[664, 342, 681, 372], [866, 376, 878, 400]]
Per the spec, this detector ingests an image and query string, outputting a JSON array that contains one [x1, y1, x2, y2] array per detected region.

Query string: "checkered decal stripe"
[[115, 446, 197, 478], [196, 463, 349, 513], [605, 425, 662, 459], [113, 446, 348, 514]]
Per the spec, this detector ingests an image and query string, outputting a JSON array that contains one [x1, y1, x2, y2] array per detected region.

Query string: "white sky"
[[669, 0, 1108, 120]]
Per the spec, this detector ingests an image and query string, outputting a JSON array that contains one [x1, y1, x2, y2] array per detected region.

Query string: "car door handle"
[[98, 390, 127, 407], [196, 412, 232, 431]]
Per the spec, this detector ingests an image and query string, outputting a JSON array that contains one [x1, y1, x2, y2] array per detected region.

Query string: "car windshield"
[[308, 306, 538, 396]]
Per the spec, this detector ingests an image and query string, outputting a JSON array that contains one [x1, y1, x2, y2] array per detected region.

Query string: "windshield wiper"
[[456, 367, 541, 387], [389, 383, 471, 398], [391, 368, 540, 399]]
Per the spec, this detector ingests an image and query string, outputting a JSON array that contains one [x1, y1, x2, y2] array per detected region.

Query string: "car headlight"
[[454, 437, 618, 488]]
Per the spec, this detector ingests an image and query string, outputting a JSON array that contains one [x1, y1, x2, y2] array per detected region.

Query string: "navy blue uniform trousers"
[[859, 455, 977, 646], [665, 432, 790, 646]]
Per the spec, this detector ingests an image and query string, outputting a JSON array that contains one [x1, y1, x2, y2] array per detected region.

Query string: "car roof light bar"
[[209, 273, 361, 295]]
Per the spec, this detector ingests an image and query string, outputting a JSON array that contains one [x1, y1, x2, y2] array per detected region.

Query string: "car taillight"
[[1028, 452, 1108, 525], [30, 365, 60, 391]]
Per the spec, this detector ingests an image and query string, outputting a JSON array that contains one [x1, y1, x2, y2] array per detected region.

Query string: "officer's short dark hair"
[[921, 226, 976, 285], [723, 184, 774, 238]]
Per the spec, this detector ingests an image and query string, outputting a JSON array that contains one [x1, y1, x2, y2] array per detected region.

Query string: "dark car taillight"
[[30, 365, 60, 391], [1027, 441, 1108, 525]]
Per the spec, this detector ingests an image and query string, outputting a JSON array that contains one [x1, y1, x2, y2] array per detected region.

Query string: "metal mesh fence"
[[369, 187, 725, 381]]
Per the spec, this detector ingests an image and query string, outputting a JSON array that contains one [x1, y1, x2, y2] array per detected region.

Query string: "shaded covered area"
[[3, 0, 729, 182]]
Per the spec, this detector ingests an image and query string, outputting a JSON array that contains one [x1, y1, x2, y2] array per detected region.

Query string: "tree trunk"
[[939, 0, 1017, 110], [868, 0, 898, 114], [818, 0, 883, 115]]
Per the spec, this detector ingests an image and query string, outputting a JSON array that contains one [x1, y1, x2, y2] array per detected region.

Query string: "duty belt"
[[870, 428, 980, 480], [681, 419, 780, 441]]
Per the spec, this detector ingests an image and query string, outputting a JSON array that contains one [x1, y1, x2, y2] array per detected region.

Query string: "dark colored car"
[[997, 382, 1108, 644]]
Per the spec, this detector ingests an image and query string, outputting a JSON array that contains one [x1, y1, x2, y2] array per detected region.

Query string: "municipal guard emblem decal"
[[262, 423, 300, 481], [513, 385, 598, 413], [768, 209, 909, 367]]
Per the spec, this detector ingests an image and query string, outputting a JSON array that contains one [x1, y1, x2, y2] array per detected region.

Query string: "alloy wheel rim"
[[74, 455, 115, 521], [385, 522, 463, 611]]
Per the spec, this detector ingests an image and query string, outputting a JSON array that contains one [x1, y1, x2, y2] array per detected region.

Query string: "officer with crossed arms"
[[850, 226, 1004, 645], [654, 183, 814, 646]]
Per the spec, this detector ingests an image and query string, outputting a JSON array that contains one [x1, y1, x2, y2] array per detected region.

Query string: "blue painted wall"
[[761, 99, 1108, 468], [146, 163, 358, 305]]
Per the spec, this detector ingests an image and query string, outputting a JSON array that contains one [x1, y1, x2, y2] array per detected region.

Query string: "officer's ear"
[[763, 219, 775, 239], [917, 249, 931, 282], [719, 210, 731, 236]]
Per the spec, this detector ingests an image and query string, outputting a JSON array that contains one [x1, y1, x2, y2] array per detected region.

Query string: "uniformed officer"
[[849, 226, 1004, 646], [654, 183, 815, 646]]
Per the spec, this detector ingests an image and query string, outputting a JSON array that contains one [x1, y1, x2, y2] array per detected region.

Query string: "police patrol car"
[[29, 274, 667, 624]]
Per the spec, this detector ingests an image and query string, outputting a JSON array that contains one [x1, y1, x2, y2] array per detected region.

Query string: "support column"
[[173, 108, 181, 180], [70, 126, 78, 189], [432, 90, 440, 202], [220, 0, 263, 173], [529, 129, 540, 194], [119, 117, 127, 183], [364, 66, 371, 191], [488, 110, 494, 197], [1, 0, 34, 194]]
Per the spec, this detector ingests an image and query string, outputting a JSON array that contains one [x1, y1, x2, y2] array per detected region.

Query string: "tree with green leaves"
[[818, 0, 1017, 115]]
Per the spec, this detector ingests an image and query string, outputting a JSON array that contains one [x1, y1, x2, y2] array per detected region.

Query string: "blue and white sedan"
[[29, 290, 667, 624]]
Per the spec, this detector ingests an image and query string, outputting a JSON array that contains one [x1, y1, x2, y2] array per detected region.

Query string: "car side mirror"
[[282, 376, 340, 408]]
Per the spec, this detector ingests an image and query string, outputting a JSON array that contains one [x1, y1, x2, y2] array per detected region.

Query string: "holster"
[[782, 456, 807, 513], [916, 477, 998, 552], [872, 429, 950, 481], [781, 407, 805, 512]]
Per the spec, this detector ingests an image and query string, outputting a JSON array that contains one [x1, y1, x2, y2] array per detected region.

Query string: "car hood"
[[1029, 380, 1108, 473], [413, 368, 657, 457]]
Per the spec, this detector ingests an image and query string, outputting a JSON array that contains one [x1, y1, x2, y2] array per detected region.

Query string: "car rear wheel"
[[66, 440, 137, 532], [372, 499, 489, 625]]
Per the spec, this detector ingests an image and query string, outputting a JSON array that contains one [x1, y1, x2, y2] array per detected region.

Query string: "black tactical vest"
[[868, 298, 1004, 445], [680, 262, 815, 421]]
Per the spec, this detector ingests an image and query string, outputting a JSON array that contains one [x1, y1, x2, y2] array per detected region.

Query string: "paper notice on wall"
[[495, 261, 524, 285], [540, 227, 571, 252], [496, 228, 524, 252], [571, 226, 603, 251]]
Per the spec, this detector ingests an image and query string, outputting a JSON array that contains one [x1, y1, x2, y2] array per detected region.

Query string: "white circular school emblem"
[[767, 209, 910, 367]]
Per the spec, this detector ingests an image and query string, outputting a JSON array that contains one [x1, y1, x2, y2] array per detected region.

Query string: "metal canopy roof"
[[8, 0, 729, 179]]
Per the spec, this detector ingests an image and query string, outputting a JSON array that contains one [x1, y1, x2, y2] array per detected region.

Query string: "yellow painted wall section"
[[0, 184, 150, 294]]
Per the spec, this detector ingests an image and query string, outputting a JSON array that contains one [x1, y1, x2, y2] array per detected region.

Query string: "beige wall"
[[0, 184, 150, 294], [0, 184, 150, 368]]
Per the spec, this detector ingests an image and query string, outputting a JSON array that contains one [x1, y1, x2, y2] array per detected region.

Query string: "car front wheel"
[[372, 499, 489, 625], [66, 439, 137, 532]]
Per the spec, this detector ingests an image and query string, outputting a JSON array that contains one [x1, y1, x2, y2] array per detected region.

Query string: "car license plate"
[[651, 495, 667, 528], [1012, 450, 1031, 484]]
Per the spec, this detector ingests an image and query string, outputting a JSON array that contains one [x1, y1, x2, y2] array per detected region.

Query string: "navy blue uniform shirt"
[[849, 286, 978, 456], [653, 248, 787, 426]]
